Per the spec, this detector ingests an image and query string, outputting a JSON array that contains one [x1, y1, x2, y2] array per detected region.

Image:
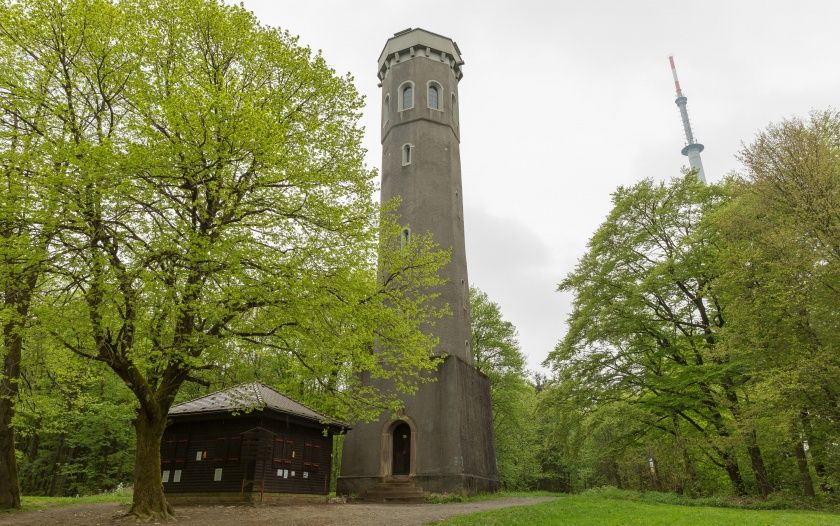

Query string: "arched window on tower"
[[427, 83, 440, 109], [402, 143, 413, 166], [401, 84, 413, 110]]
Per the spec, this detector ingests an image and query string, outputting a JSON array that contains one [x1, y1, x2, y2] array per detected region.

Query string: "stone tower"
[[337, 28, 499, 496]]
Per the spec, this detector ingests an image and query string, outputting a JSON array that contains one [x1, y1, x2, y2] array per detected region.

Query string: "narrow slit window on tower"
[[428, 83, 440, 109], [383, 94, 390, 126], [402, 84, 413, 110], [402, 143, 413, 166], [401, 227, 411, 248]]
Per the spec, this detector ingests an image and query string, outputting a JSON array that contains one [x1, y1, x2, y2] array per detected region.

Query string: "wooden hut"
[[160, 383, 349, 503]]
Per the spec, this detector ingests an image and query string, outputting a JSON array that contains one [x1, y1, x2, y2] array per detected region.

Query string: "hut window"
[[272, 437, 295, 466], [162, 441, 174, 467], [229, 437, 241, 461], [162, 437, 189, 467], [214, 435, 242, 463], [304, 442, 322, 470], [214, 437, 226, 462], [213, 467, 223, 481]]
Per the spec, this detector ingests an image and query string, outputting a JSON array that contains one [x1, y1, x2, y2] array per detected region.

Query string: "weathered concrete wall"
[[380, 34, 470, 364], [338, 357, 499, 495]]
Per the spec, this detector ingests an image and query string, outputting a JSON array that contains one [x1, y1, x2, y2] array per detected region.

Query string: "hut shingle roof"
[[168, 382, 349, 429]]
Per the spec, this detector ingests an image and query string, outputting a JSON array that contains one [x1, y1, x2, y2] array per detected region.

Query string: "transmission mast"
[[668, 55, 706, 183]]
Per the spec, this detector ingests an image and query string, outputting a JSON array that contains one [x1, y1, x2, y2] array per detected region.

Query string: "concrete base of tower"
[[337, 356, 499, 497]]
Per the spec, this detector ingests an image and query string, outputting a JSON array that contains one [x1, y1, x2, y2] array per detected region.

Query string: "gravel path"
[[0, 497, 556, 525]]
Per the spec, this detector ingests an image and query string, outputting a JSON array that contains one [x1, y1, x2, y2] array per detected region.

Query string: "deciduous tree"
[[0, 0, 447, 520], [547, 174, 771, 496], [469, 287, 538, 489]]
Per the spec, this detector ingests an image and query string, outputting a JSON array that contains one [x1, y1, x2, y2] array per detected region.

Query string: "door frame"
[[380, 416, 417, 478]]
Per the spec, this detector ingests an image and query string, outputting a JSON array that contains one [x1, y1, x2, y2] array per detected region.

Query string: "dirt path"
[[0, 497, 556, 525]]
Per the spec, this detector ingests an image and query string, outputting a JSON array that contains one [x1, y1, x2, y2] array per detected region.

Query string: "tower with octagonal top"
[[338, 28, 499, 497]]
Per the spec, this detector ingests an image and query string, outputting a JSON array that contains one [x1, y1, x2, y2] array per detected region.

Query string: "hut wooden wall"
[[161, 412, 334, 495]]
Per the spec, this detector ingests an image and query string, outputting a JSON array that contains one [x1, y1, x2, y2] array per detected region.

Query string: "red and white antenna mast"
[[668, 55, 706, 183]]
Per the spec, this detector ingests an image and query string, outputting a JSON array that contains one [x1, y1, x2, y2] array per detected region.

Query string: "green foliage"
[[717, 110, 840, 495], [14, 335, 134, 496], [545, 173, 749, 495], [0, 0, 448, 515], [539, 110, 840, 503], [580, 487, 839, 512], [469, 287, 539, 490]]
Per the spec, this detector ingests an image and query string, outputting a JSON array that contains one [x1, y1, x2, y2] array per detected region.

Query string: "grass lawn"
[[437, 494, 840, 525], [2, 489, 132, 514]]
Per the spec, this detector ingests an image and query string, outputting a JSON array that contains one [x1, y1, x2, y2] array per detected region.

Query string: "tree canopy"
[[469, 287, 538, 489], [0, 0, 447, 519], [541, 112, 839, 499]]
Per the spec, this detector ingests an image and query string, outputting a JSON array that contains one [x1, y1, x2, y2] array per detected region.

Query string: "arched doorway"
[[391, 421, 411, 476]]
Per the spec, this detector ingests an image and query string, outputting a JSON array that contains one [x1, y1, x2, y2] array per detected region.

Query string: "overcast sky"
[[245, 0, 840, 373]]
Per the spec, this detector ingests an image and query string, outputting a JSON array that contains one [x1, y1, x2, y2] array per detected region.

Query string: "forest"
[[541, 113, 839, 501], [0, 0, 838, 521], [473, 109, 839, 503]]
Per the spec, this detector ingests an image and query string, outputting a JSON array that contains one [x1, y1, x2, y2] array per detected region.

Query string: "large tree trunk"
[[0, 238, 40, 508], [129, 410, 173, 522], [722, 452, 746, 496], [0, 382, 21, 509], [801, 410, 831, 493], [747, 431, 772, 497], [0, 315, 24, 509], [794, 440, 816, 497]]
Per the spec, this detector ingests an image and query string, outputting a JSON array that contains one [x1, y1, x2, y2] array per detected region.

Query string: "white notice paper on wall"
[[214, 468, 223, 481], [173, 470, 182, 483], [161, 470, 170, 483], [303, 471, 308, 479], [196, 451, 203, 461], [291, 471, 295, 477]]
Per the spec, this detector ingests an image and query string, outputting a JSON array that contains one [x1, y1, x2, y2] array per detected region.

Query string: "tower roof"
[[377, 28, 464, 80], [168, 382, 350, 429]]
